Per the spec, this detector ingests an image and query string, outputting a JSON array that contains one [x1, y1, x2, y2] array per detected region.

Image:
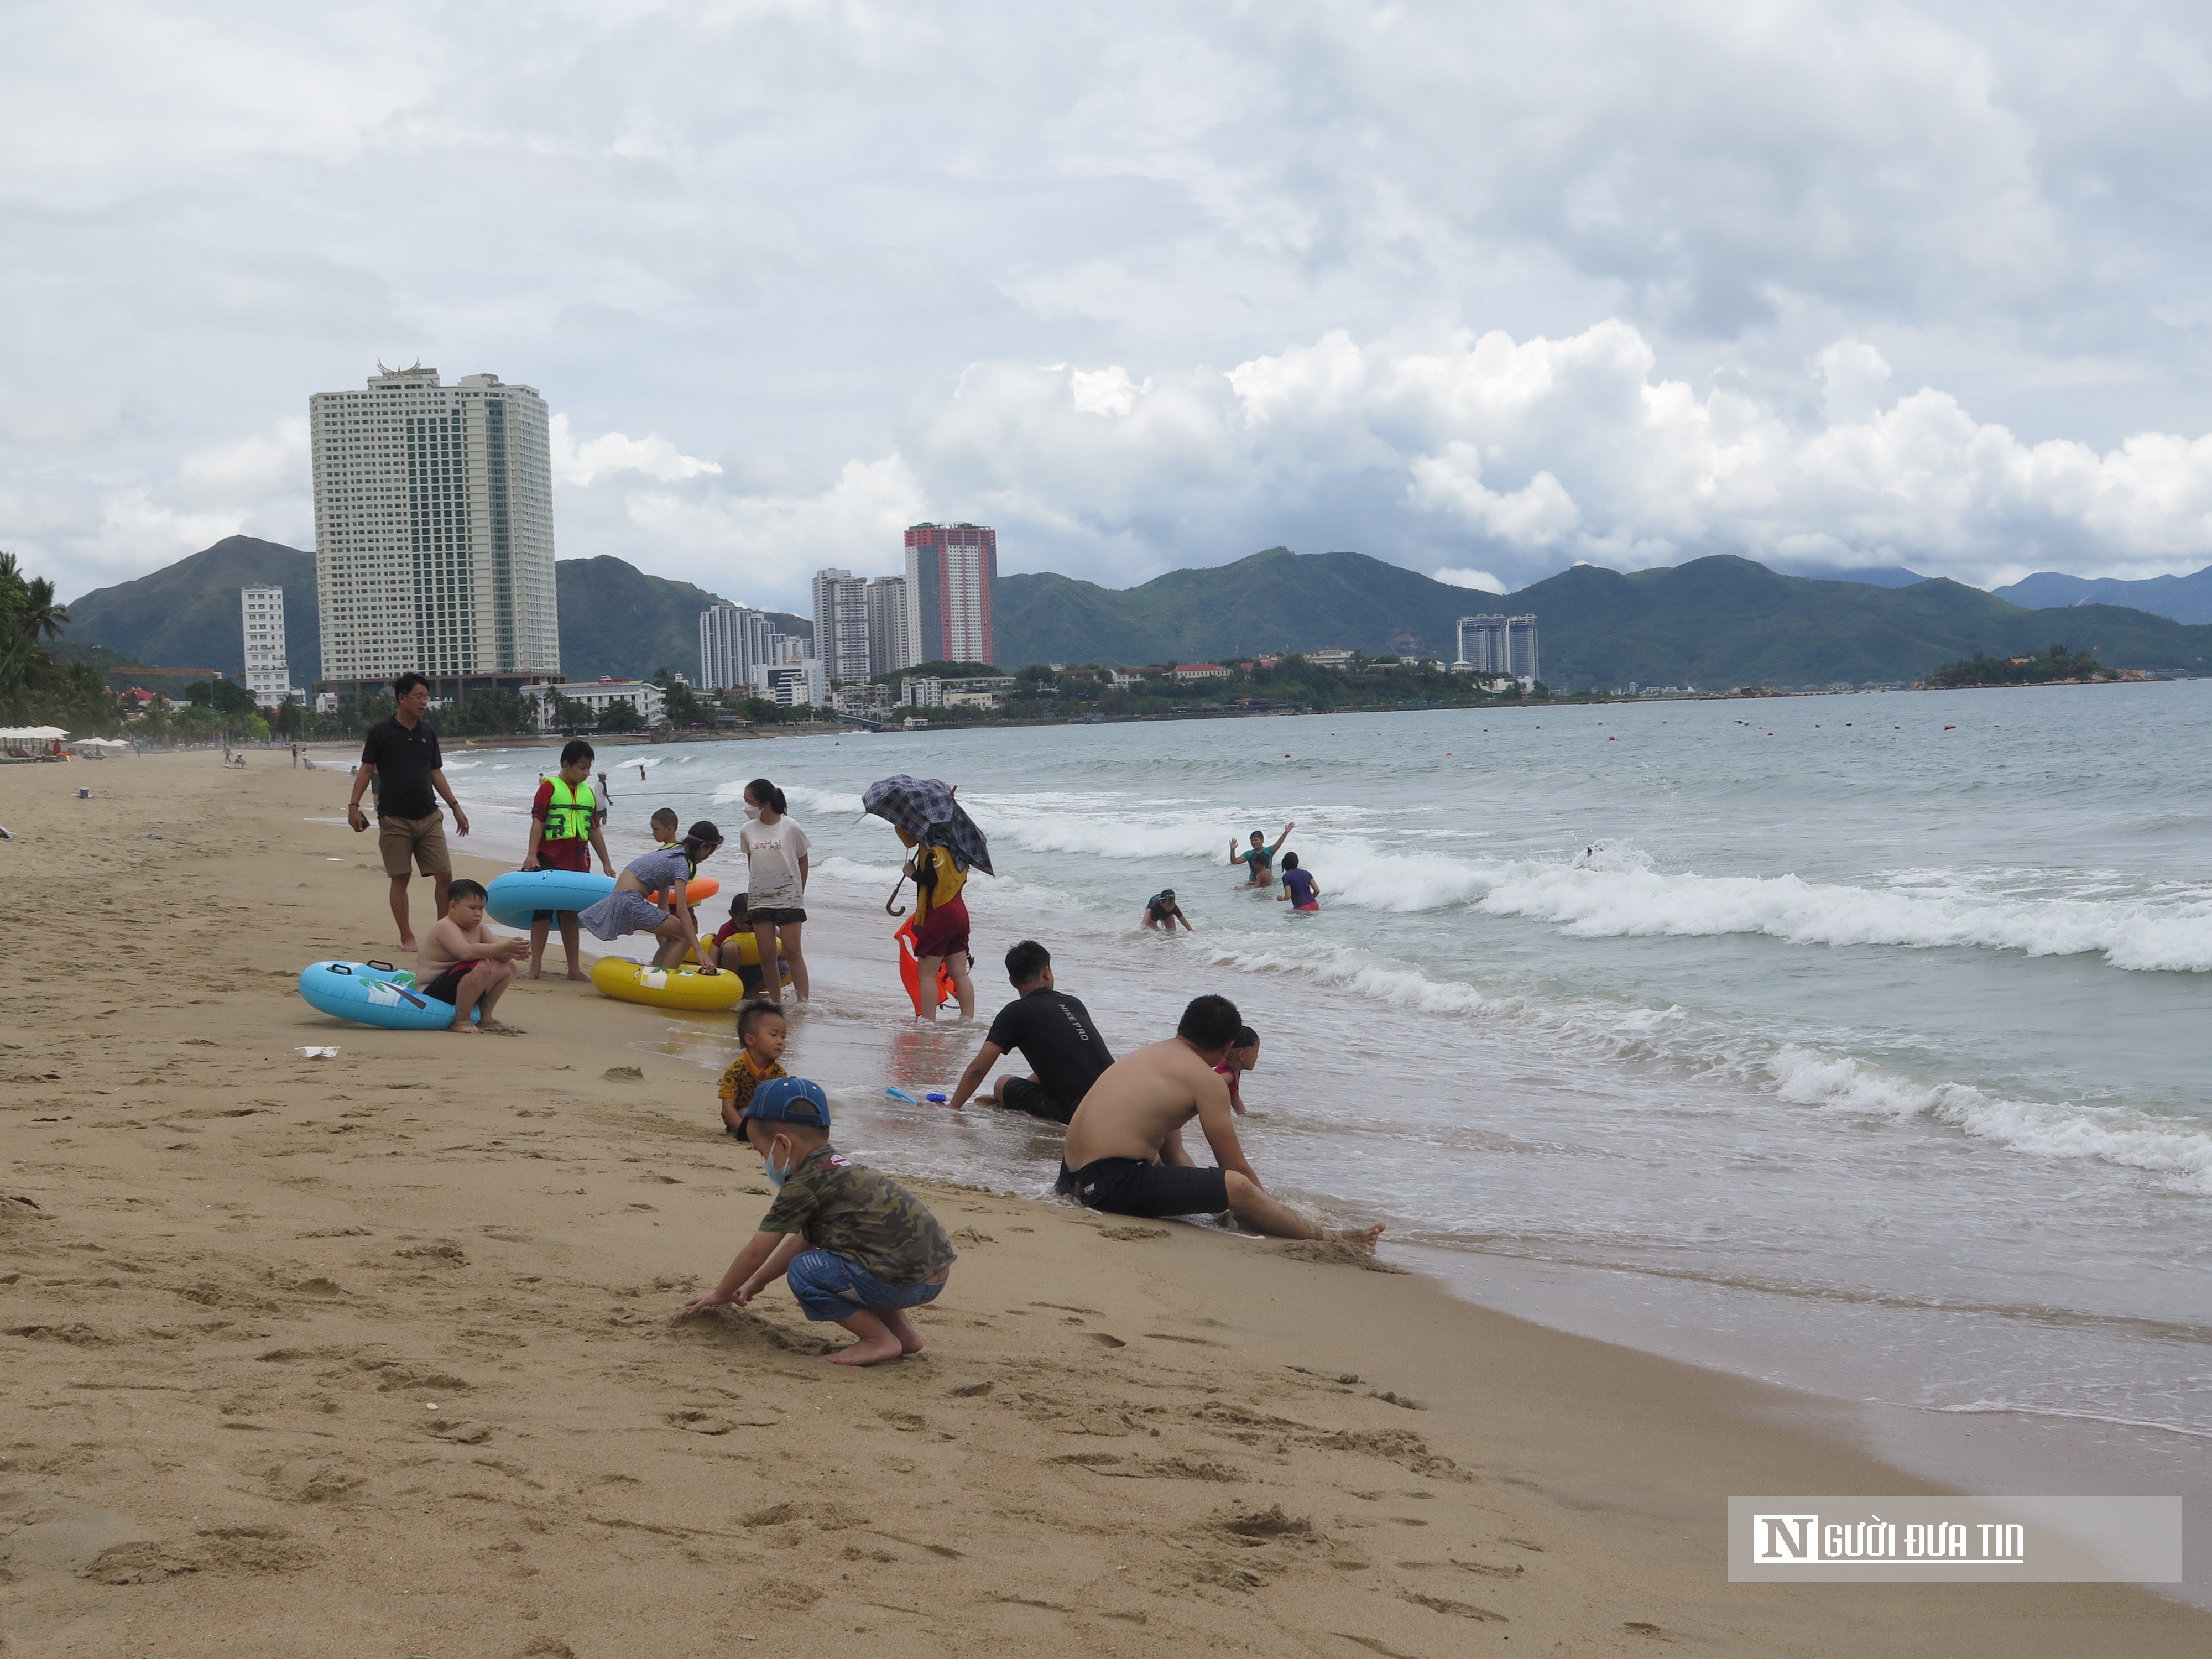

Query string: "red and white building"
[[903, 523, 997, 667]]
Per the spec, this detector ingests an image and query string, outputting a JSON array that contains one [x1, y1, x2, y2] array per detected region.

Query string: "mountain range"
[[1991, 565, 2212, 625], [995, 548, 2212, 685], [54, 535, 2212, 692], [59, 537, 809, 684]]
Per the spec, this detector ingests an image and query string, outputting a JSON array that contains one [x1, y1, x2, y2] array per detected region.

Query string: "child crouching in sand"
[[418, 878, 530, 1034], [682, 1078, 957, 1366], [718, 1000, 788, 1139]]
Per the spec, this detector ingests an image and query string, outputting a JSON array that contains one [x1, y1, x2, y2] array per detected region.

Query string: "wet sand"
[[1, 749, 2202, 1656]]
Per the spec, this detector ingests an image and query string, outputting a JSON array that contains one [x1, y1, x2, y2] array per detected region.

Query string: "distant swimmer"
[[1142, 889, 1192, 931], [1232, 821, 1294, 888], [1276, 851, 1319, 912], [1058, 993, 1383, 1246]]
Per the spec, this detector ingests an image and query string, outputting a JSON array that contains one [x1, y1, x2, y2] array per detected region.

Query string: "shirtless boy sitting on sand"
[[1059, 993, 1382, 1248], [418, 877, 530, 1034]]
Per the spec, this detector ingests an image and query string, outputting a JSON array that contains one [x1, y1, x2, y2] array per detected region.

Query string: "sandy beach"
[[2, 748, 2203, 1657]]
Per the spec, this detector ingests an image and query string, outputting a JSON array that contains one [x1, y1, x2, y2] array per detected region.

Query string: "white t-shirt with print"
[[740, 817, 810, 907]]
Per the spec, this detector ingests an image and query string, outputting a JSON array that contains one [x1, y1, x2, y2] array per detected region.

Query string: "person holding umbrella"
[[863, 774, 993, 1022]]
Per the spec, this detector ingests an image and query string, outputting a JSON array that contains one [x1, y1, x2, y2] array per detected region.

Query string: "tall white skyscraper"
[[866, 575, 912, 673], [1453, 614, 1540, 680], [811, 567, 872, 681], [239, 585, 294, 709], [310, 365, 561, 698], [698, 603, 776, 691]]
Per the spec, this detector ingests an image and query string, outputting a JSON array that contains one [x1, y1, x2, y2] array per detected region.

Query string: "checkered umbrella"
[[861, 774, 994, 877]]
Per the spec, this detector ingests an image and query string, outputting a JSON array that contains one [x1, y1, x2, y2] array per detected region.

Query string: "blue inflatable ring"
[[297, 959, 479, 1030], [485, 869, 617, 928]]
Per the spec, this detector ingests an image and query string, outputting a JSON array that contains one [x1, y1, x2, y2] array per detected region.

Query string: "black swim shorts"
[[998, 1077, 1078, 1125], [1056, 1156, 1229, 1219]]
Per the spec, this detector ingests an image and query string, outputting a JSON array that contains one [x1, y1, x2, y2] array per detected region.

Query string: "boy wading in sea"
[[1060, 994, 1383, 1248], [718, 1000, 789, 1139], [682, 1079, 957, 1366], [418, 878, 530, 1034], [520, 739, 615, 981], [944, 940, 1115, 1123], [1232, 822, 1294, 888], [1141, 889, 1192, 931]]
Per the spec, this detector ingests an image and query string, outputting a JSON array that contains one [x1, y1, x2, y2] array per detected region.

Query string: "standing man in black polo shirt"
[[943, 940, 1115, 1123], [346, 672, 472, 952]]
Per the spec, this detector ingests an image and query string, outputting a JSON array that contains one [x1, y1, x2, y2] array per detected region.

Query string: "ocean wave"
[[1204, 938, 2212, 1194]]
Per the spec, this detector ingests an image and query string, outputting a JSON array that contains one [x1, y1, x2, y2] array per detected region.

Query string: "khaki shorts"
[[378, 812, 452, 878]]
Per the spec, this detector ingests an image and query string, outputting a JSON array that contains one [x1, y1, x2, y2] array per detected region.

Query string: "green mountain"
[[62, 535, 317, 674], [58, 539, 808, 685], [993, 549, 2212, 685]]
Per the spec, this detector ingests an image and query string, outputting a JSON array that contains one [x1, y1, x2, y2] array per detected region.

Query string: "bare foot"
[[398, 937, 418, 953], [879, 1308, 927, 1355], [824, 1335, 905, 1366], [479, 1020, 524, 1035], [565, 969, 589, 982], [518, 966, 541, 982], [448, 1020, 480, 1035], [1328, 1223, 1386, 1250]]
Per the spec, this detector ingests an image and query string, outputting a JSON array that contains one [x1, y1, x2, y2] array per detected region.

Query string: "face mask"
[[744, 805, 761, 822], [764, 1144, 790, 1189]]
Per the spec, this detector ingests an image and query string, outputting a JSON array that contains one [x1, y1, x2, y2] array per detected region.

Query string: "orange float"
[[645, 875, 720, 907], [895, 916, 959, 1016]]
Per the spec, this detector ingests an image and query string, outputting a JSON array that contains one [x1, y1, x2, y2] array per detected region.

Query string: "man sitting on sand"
[[681, 1078, 957, 1366], [943, 940, 1114, 1123], [418, 877, 529, 1034], [1059, 993, 1383, 1248]]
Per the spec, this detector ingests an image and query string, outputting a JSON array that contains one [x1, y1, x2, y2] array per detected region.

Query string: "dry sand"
[[1, 749, 2201, 1657]]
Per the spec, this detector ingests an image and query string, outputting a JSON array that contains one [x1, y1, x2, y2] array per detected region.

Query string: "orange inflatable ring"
[[895, 916, 959, 1016]]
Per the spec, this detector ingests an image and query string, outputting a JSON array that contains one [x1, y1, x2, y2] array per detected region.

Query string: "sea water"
[[444, 681, 2212, 1572]]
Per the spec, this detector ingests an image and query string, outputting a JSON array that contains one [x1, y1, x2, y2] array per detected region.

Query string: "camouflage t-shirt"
[[758, 1145, 957, 1287]]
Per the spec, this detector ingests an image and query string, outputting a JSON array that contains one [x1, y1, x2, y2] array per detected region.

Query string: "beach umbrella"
[[862, 773, 994, 882]]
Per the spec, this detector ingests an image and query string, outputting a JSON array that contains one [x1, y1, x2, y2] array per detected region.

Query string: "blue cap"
[[741, 1076, 831, 1129]]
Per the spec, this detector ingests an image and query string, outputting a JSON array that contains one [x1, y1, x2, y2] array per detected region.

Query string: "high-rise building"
[[903, 523, 996, 667], [698, 603, 775, 691], [811, 568, 872, 681], [239, 585, 295, 709], [1453, 614, 1540, 681], [866, 575, 912, 673], [310, 365, 560, 703]]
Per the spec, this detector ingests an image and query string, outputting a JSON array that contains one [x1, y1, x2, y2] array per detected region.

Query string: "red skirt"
[[912, 893, 971, 960]]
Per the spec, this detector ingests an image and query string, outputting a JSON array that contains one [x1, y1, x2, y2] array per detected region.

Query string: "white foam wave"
[[1204, 940, 2212, 1194]]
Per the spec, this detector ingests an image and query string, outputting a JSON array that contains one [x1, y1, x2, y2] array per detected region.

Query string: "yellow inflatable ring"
[[589, 956, 749, 1012]]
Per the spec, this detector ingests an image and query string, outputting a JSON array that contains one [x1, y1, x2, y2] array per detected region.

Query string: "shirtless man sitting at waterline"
[[1058, 992, 1384, 1248]]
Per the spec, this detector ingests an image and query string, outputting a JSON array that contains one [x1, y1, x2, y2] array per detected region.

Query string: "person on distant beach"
[[681, 1078, 957, 1366], [1059, 994, 1383, 1246], [718, 999, 789, 1138], [899, 827, 975, 1021], [1231, 823, 1293, 888], [944, 940, 1114, 1121], [576, 821, 724, 969], [346, 671, 472, 952], [711, 894, 790, 995], [1141, 889, 1192, 931], [1217, 1025, 1260, 1114], [1276, 852, 1320, 912], [418, 878, 530, 1035], [521, 739, 615, 982], [740, 779, 811, 1004]]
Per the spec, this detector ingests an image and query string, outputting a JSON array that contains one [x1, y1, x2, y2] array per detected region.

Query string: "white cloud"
[[1433, 566, 1509, 594], [549, 413, 722, 487]]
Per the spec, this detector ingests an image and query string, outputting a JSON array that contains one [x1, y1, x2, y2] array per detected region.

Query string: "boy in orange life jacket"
[[521, 740, 615, 982]]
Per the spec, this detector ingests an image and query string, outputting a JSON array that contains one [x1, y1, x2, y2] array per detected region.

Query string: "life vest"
[[544, 776, 597, 841]]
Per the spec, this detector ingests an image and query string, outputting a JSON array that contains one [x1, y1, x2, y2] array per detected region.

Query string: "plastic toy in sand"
[[297, 960, 477, 1030]]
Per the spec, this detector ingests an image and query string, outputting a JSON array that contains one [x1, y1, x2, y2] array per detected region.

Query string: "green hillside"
[[993, 549, 2212, 685], [58, 540, 808, 685]]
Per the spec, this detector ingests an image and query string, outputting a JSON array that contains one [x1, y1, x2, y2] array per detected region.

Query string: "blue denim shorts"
[[785, 1249, 946, 1323]]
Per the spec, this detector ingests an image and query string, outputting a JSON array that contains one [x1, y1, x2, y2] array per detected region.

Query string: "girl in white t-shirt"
[[739, 778, 810, 1003]]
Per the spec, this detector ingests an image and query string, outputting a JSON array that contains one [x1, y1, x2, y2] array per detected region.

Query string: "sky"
[[8, 0, 2212, 610]]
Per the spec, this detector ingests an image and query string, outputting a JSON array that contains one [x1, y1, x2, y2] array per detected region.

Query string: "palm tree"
[[0, 552, 69, 690]]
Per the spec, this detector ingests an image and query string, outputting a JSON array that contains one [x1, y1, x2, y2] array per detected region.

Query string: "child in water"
[[718, 1000, 789, 1138], [1277, 851, 1320, 912], [1216, 1025, 1260, 1114]]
